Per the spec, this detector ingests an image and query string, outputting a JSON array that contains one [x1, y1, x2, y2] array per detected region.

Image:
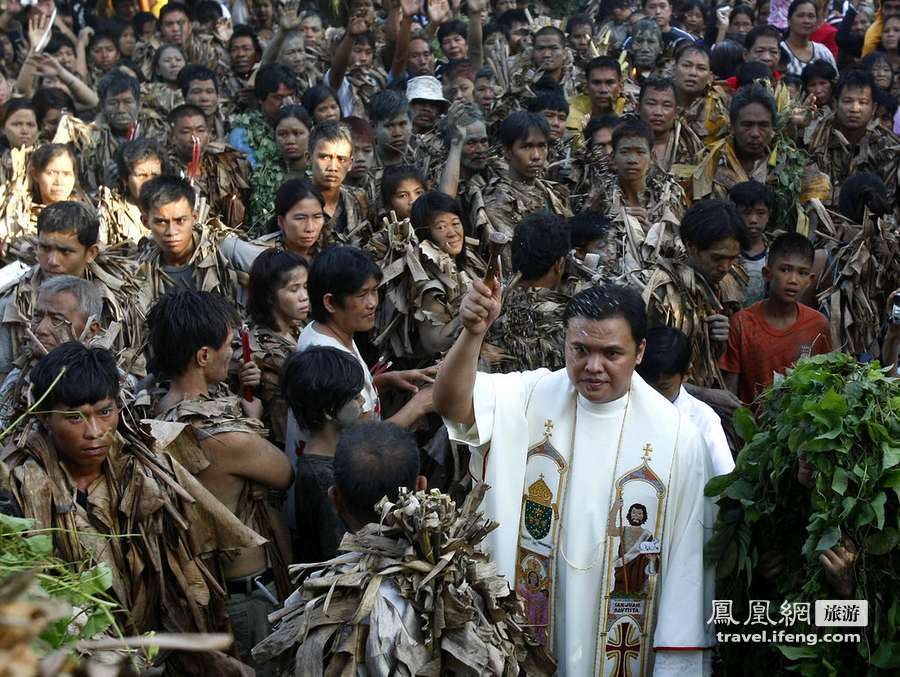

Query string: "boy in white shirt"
[[637, 326, 735, 477]]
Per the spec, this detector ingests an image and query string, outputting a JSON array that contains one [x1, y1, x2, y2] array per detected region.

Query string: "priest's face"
[[564, 316, 646, 404]]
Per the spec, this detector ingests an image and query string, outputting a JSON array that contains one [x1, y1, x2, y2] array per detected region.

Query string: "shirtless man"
[[147, 289, 293, 676]]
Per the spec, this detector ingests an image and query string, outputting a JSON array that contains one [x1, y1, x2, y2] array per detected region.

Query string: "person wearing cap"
[[406, 75, 450, 135]]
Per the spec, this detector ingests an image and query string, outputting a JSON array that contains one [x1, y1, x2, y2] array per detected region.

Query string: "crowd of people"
[[0, 0, 897, 674]]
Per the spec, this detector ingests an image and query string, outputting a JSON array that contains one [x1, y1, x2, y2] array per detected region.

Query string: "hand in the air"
[[459, 277, 501, 336]]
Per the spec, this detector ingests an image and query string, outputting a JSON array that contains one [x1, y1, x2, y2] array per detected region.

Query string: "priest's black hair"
[[563, 284, 647, 345], [31, 342, 120, 410], [333, 421, 420, 525], [636, 326, 692, 382]]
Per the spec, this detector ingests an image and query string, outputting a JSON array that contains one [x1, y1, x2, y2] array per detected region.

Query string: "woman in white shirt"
[[781, 0, 837, 76], [284, 245, 435, 455]]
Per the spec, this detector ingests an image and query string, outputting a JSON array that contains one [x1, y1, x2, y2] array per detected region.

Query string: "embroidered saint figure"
[[608, 493, 659, 595]]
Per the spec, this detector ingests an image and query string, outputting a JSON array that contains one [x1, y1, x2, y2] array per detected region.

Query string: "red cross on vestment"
[[605, 621, 641, 677]]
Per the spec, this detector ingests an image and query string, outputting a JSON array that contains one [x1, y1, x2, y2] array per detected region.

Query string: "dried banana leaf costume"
[[814, 206, 900, 357], [641, 260, 747, 389], [485, 285, 572, 373], [137, 224, 240, 304], [132, 33, 229, 82], [232, 324, 300, 449], [251, 485, 556, 676], [0, 146, 37, 252], [168, 142, 251, 230], [370, 217, 483, 363], [97, 186, 148, 247], [483, 174, 571, 269], [591, 167, 686, 278], [679, 85, 731, 146], [53, 114, 167, 196], [1, 255, 149, 374], [803, 114, 900, 211], [2, 421, 265, 672], [158, 395, 292, 603]]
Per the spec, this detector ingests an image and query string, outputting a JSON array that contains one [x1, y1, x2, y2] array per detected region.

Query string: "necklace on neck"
[[558, 389, 632, 571]]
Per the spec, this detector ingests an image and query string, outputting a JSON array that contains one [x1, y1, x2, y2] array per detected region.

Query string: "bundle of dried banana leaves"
[[816, 210, 900, 357], [253, 484, 556, 676]]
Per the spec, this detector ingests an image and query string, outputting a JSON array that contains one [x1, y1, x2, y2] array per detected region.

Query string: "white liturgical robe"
[[445, 368, 713, 677]]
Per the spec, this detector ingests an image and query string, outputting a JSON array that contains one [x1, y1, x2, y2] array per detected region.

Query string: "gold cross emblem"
[[544, 419, 554, 438], [642, 443, 653, 462]]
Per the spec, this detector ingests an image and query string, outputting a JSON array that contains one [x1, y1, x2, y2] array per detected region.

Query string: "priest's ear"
[[634, 338, 647, 365]]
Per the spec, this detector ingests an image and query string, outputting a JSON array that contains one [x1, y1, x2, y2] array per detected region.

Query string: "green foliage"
[[235, 111, 286, 237], [705, 353, 900, 674], [0, 512, 121, 650], [771, 112, 810, 233]]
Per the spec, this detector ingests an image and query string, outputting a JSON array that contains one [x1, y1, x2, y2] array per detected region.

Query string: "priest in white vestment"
[[434, 280, 714, 677]]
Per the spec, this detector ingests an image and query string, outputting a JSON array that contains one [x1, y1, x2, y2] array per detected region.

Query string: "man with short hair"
[[0, 276, 105, 426], [308, 121, 370, 235], [672, 44, 729, 142], [497, 9, 532, 54], [628, 17, 667, 82], [483, 112, 571, 259], [223, 24, 263, 106], [3, 342, 265, 674], [167, 104, 250, 229], [137, 175, 261, 303], [408, 35, 437, 77], [369, 89, 414, 168], [178, 64, 230, 140], [592, 119, 687, 274], [642, 0, 697, 45], [638, 76, 702, 172], [433, 281, 712, 676], [733, 25, 791, 110], [168, 103, 250, 228], [0, 202, 146, 379], [568, 56, 632, 134], [437, 103, 497, 238], [804, 69, 900, 208], [532, 26, 577, 96], [228, 63, 298, 167], [343, 116, 378, 208], [485, 210, 576, 372], [642, 198, 749, 397], [473, 67, 496, 114], [56, 71, 164, 192], [693, 84, 778, 200], [325, 13, 388, 119], [694, 83, 828, 230], [148, 289, 293, 676]]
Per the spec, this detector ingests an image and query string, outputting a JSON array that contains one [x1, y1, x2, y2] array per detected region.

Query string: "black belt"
[[225, 569, 274, 596]]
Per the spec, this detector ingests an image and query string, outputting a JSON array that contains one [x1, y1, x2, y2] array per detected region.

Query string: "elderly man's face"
[[31, 290, 91, 352]]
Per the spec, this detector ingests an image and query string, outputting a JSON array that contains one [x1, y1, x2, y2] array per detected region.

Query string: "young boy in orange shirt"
[[721, 233, 832, 404]]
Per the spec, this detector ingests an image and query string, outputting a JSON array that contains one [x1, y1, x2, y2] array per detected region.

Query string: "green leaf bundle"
[[705, 353, 900, 675]]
